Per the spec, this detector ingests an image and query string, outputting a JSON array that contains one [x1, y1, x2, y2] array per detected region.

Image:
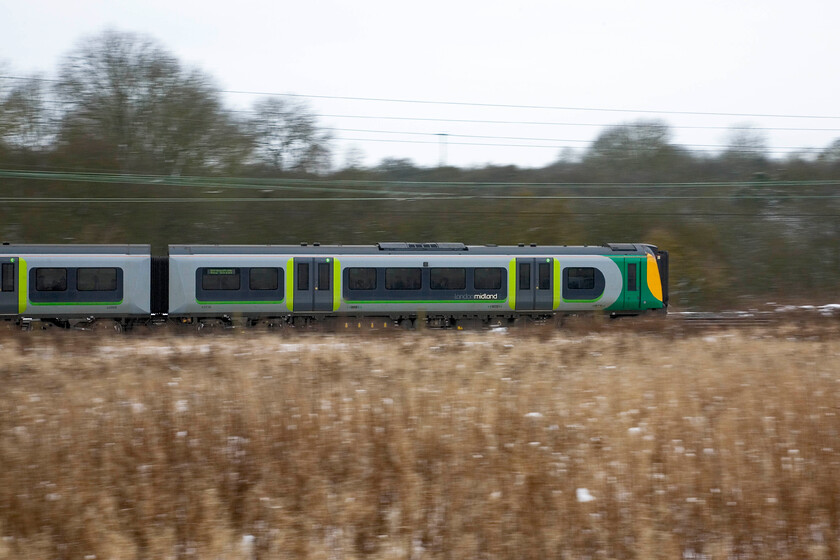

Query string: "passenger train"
[[0, 242, 668, 330]]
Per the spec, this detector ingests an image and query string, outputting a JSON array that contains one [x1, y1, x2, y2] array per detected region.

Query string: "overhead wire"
[[325, 127, 828, 150], [4, 75, 840, 120], [10, 94, 840, 134], [331, 135, 821, 155], [316, 113, 840, 134], [220, 89, 840, 121], [2, 169, 840, 189]]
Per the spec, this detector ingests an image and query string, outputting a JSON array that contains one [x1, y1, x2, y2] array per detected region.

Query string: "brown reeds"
[[0, 324, 839, 559]]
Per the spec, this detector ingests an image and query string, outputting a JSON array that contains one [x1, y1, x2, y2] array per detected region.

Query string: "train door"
[[293, 257, 334, 312], [0, 257, 18, 315], [515, 258, 553, 311], [623, 258, 641, 309]]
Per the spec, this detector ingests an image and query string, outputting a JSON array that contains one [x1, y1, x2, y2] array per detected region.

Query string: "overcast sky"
[[2, 0, 839, 168]]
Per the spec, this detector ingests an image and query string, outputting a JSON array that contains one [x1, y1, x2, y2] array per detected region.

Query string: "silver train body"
[[0, 245, 151, 327], [0, 242, 668, 329]]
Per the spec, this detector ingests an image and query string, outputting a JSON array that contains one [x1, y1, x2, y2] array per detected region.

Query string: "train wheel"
[[196, 319, 225, 334], [254, 318, 285, 331], [513, 316, 535, 329], [82, 319, 123, 334]]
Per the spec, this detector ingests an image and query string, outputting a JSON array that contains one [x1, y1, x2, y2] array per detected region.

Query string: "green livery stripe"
[[286, 258, 294, 311], [552, 258, 560, 310], [508, 259, 516, 310], [31, 300, 123, 306], [197, 301, 285, 305], [345, 299, 508, 305], [333, 258, 341, 311], [18, 258, 27, 313], [563, 294, 604, 304]]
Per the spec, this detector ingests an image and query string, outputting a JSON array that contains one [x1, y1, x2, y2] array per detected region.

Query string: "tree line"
[[0, 30, 330, 176]]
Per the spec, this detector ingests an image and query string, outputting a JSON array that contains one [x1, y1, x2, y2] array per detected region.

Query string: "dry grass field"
[[0, 320, 839, 559]]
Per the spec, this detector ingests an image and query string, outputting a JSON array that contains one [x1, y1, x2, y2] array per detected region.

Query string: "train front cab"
[[606, 246, 668, 316]]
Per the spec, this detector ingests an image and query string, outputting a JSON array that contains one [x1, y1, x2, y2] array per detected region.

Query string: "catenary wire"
[[2, 169, 840, 190], [4, 75, 840, 120]]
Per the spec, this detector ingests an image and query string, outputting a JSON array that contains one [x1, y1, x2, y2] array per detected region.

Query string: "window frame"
[[297, 262, 309, 291], [201, 268, 241, 291], [538, 262, 551, 290], [566, 267, 595, 290], [347, 267, 377, 291], [249, 267, 280, 291], [562, 266, 606, 302], [385, 267, 422, 291], [1, 263, 14, 292], [429, 267, 466, 290], [518, 262, 531, 290], [474, 267, 503, 290], [627, 263, 638, 292], [318, 262, 331, 290], [77, 267, 118, 292], [35, 268, 68, 292]]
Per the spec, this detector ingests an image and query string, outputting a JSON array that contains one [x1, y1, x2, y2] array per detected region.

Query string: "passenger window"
[[297, 263, 309, 290], [385, 268, 422, 290], [474, 268, 502, 290], [202, 268, 241, 291], [348, 268, 376, 290], [518, 263, 530, 290], [628, 263, 638, 291], [567, 268, 595, 290], [1, 263, 13, 292], [430, 268, 465, 290], [318, 263, 331, 290], [35, 268, 67, 291], [250, 267, 279, 291], [538, 262, 551, 290], [77, 268, 118, 291]]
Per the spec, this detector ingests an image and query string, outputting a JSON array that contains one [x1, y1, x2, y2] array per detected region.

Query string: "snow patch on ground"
[[771, 303, 840, 316]]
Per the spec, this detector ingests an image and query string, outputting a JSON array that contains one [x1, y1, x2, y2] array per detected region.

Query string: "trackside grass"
[[0, 324, 839, 559]]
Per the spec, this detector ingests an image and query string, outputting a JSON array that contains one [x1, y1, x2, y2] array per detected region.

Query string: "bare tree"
[[582, 119, 688, 180], [0, 72, 51, 150], [721, 124, 768, 159], [249, 97, 331, 174], [819, 138, 840, 163], [54, 29, 251, 174]]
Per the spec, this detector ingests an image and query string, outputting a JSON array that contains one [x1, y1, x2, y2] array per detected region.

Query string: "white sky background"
[[2, 0, 839, 169]]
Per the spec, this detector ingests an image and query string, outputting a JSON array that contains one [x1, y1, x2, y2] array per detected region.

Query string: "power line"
[[333, 135, 822, 155], [326, 127, 829, 151], [2, 169, 840, 189], [20, 95, 840, 134], [5, 74, 840, 122], [221, 88, 840, 121], [316, 113, 840, 133]]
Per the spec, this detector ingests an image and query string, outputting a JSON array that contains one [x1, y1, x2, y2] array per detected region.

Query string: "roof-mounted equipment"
[[377, 242, 468, 251]]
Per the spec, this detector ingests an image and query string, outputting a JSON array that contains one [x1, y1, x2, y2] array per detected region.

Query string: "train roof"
[[169, 242, 657, 256], [0, 244, 151, 255]]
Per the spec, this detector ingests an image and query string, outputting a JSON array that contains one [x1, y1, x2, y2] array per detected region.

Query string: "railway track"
[[667, 310, 839, 329], [669, 311, 775, 327]]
